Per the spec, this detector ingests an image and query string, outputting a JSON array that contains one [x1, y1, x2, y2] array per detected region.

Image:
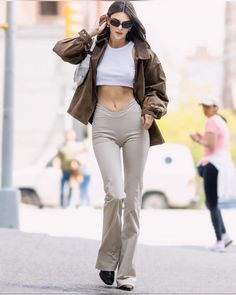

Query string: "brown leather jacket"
[[53, 29, 169, 146]]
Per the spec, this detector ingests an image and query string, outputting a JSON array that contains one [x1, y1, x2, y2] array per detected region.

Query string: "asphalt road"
[[0, 206, 235, 294]]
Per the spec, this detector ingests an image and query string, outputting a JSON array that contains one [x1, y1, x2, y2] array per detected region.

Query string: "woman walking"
[[53, 1, 168, 290], [190, 98, 234, 252]]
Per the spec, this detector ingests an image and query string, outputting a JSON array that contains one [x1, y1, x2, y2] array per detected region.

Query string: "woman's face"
[[202, 105, 217, 117], [108, 12, 132, 41]]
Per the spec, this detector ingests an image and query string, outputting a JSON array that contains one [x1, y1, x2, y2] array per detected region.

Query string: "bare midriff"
[[97, 85, 134, 112]]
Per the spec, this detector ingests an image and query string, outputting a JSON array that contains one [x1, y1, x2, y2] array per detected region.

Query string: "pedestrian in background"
[[190, 98, 235, 252], [55, 130, 82, 208], [53, 0, 168, 291], [77, 139, 91, 207]]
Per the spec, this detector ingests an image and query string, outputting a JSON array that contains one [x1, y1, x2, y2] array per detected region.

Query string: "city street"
[[0, 206, 235, 294], [20, 205, 236, 246], [1, 1, 236, 294]]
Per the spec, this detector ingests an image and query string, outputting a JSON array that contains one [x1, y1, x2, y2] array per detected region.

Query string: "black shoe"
[[99, 270, 114, 285], [118, 284, 134, 291]]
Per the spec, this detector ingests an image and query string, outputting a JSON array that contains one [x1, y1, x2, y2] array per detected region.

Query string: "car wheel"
[[20, 189, 43, 208], [142, 192, 168, 209]]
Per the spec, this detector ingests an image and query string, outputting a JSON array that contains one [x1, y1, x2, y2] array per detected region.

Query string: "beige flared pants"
[[92, 99, 149, 287]]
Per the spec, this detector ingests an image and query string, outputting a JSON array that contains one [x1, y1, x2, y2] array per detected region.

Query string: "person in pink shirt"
[[203, 111, 229, 156], [190, 97, 234, 252]]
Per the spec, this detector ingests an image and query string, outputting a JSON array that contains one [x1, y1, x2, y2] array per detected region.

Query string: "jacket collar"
[[96, 36, 150, 60], [133, 38, 150, 60]]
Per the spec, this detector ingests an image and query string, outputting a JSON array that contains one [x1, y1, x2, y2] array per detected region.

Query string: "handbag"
[[73, 37, 96, 87]]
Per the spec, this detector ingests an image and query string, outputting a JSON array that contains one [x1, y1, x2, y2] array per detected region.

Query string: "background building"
[[0, 0, 235, 185], [222, 1, 236, 109], [0, 1, 101, 169]]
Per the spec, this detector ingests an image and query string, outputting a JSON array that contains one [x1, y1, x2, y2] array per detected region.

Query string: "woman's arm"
[[142, 52, 169, 119], [53, 29, 94, 65], [198, 132, 216, 149], [53, 15, 107, 65], [190, 131, 216, 149]]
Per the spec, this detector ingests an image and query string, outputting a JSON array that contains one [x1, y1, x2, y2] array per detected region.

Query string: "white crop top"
[[96, 41, 135, 88]]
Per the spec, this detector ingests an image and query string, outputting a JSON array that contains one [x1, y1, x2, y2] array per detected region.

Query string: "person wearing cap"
[[190, 98, 235, 252]]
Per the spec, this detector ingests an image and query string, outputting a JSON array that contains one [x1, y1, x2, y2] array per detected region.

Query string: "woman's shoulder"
[[208, 114, 226, 128], [213, 114, 225, 123], [144, 46, 161, 63], [133, 39, 159, 61]]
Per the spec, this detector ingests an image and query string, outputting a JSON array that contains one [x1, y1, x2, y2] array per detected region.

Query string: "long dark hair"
[[97, 1, 147, 44], [213, 105, 227, 123], [217, 113, 227, 123]]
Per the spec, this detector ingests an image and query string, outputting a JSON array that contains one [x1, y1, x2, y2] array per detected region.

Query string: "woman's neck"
[[108, 36, 128, 48], [207, 113, 217, 118]]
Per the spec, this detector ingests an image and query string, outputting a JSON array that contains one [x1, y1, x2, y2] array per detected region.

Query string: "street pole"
[[0, 0, 20, 229]]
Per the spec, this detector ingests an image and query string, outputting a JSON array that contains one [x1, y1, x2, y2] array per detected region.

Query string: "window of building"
[[39, 2, 58, 16]]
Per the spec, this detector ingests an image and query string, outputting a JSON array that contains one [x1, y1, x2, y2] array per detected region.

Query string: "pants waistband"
[[96, 98, 138, 116]]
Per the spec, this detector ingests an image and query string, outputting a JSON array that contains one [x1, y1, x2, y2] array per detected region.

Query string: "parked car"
[[13, 143, 198, 209], [13, 149, 61, 207], [142, 143, 198, 209]]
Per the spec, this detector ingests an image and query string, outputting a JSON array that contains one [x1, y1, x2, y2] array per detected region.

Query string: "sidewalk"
[[0, 226, 236, 294]]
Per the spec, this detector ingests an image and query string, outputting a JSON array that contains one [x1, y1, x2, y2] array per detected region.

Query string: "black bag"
[[197, 164, 204, 178]]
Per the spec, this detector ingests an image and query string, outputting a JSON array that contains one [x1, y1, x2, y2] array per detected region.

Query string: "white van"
[[13, 148, 61, 207], [142, 143, 198, 208], [13, 143, 198, 209]]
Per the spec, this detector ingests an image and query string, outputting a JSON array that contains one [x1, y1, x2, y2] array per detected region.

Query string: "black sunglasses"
[[110, 18, 133, 29]]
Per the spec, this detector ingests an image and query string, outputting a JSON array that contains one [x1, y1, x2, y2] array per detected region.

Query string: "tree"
[[222, 1, 236, 110]]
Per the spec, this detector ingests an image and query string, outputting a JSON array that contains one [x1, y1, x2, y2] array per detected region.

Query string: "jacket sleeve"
[[142, 51, 169, 119], [53, 29, 93, 65]]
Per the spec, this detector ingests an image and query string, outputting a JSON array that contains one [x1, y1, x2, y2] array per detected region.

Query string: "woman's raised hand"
[[90, 15, 108, 37], [98, 15, 108, 33]]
